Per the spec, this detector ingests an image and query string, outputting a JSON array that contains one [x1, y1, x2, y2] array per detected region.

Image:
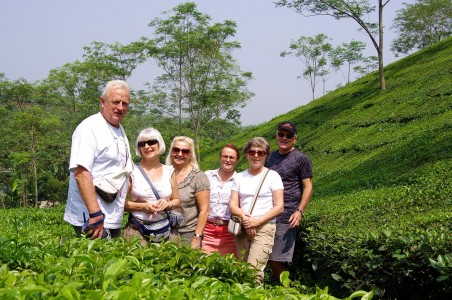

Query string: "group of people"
[[64, 80, 313, 284]]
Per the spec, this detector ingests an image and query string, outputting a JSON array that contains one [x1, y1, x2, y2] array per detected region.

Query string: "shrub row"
[[0, 207, 373, 299]]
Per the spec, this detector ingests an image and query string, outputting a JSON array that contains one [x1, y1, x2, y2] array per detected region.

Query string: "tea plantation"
[[0, 207, 372, 299], [1, 38, 451, 299], [200, 37, 452, 298]]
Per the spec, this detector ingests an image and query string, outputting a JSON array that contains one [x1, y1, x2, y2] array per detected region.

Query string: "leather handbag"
[[228, 168, 269, 236], [227, 215, 242, 236]]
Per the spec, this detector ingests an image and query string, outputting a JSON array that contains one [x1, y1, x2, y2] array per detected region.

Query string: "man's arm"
[[298, 177, 313, 213], [289, 177, 313, 228], [74, 165, 104, 238]]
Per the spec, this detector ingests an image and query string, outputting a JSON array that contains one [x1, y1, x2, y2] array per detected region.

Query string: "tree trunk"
[[31, 125, 39, 208], [194, 132, 201, 164], [178, 57, 183, 134], [0, 192, 5, 209], [378, 0, 386, 90], [22, 185, 28, 207], [33, 157, 38, 208]]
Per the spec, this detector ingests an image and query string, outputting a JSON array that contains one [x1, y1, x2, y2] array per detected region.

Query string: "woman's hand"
[[154, 199, 170, 212], [191, 236, 202, 249], [245, 227, 257, 238], [242, 214, 261, 229], [142, 202, 159, 214]]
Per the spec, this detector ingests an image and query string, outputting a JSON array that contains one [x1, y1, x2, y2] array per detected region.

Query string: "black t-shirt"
[[267, 148, 313, 223]]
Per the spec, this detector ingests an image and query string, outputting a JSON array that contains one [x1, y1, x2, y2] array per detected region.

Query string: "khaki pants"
[[123, 222, 148, 246], [235, 222, 276, 285], [169, 228, 202, 248]]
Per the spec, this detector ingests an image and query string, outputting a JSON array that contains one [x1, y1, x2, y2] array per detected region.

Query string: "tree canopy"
[[281, 34, 332, 100], [276, 0, 392, 90], [391, 0, 452, 55], [131, 2, 253, 161]]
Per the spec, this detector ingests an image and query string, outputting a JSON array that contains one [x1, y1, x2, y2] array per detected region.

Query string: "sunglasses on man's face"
[[172, 147, 191, 156], [277, 132, 295, 139], [247, 150, 267, 157], [137, 139, 158, 148]]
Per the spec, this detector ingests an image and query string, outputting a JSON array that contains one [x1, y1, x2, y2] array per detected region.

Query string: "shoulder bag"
[[93, 125, 133, 203], [130, 165, 183, 241], [228, 168, 270, 236]]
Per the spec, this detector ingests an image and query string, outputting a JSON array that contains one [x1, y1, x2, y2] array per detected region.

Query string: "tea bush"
[[200, 37, 452, 299], [0, 207, 372, 299]]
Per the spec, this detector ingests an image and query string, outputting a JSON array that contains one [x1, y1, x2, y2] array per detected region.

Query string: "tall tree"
[[131, 2, 253, 161], [41, 41, 143, 122], [5, 90, 64, 207], [281, 34, 332, 100], [82, 41, 146, 81], [330, 40, 367, 84], [276, 0, 392, 90], [391, 0, 452, 55]]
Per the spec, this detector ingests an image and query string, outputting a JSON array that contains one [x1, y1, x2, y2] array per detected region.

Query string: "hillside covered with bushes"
[[0, 38, 450, 299], [201, 37, 452, 298]]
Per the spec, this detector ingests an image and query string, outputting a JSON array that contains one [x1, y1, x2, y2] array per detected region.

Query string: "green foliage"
[[135, 1, 254, 160], [281, 33, 332, 100], [276, 0, 392, 90], [430, 254, 452, 282], [0, 6, 451, 299], [0, 207, 368, 299], [391, 0, 452, 55], [202, 37, 452, 298], [330, 40, 369, 84]]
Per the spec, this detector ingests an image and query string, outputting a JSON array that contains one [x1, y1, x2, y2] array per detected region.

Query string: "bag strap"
[[136, 164, 171, 218], [136, 164, 160, 199], [247, 168, 270, 215]]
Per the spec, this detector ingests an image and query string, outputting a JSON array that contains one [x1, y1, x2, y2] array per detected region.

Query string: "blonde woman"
[[230, 137, 284, 284], [166, 136, 210, 249]]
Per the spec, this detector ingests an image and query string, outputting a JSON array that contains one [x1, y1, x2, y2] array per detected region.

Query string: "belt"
[[207, 218, 227, 226]]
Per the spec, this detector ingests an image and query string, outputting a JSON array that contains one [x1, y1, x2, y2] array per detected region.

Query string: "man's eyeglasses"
[[138, 139, 158, 148], [221, 155, 237, 160], [108, 99, 130, 108], [277, 132, 295, 139], [172, 147, 191, 156], [247, 150, 267, 157]]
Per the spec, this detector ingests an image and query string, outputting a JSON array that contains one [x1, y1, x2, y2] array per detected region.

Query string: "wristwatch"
[[296, 208, 305, 216], [194, 233, 203, 239]]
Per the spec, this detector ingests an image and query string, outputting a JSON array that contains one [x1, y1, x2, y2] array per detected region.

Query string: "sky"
[[0, 0, 412, 126]]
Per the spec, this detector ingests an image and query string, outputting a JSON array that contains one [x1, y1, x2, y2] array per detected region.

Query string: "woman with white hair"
[[124, 128, 180, 245], [166, 136, 210, 249]]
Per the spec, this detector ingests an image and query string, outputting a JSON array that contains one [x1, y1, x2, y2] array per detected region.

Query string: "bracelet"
[[296, 208, 304, 216], [169, 201, 174, 209], [193, 233, 203, 239], [89, 210, 103, 218]]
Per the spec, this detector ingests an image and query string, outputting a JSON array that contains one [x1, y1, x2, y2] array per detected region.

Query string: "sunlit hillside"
[[201, 37, 452, 298]]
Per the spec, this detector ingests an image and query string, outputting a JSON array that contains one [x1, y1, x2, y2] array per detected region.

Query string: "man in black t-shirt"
[[266, 121, 313, 283]]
